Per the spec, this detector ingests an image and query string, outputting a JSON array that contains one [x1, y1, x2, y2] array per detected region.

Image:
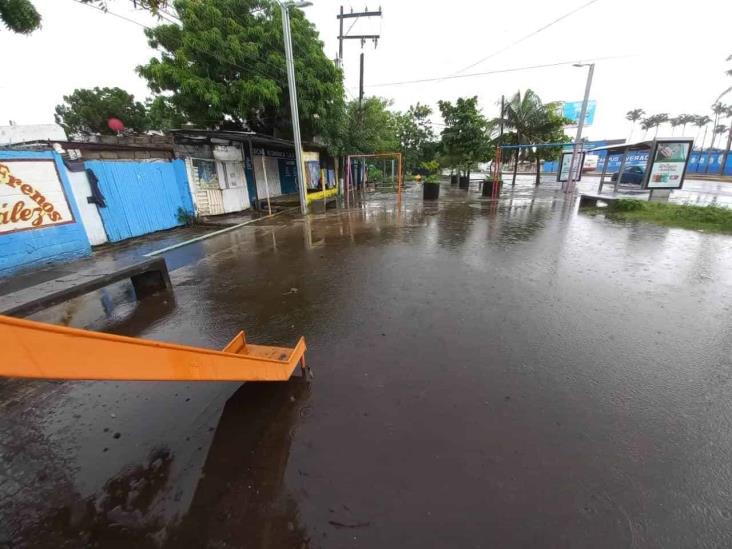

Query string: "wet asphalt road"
[[3, 177, 732, 548]]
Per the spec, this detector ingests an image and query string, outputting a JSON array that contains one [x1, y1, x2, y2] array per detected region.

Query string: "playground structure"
[[1, 314, 308, 382], [345, 152, 403, 205]]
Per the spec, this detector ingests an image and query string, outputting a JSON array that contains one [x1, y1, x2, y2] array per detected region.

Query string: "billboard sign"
[[0, 159, 75, 235], [644, 140, 693, 190], [557, 151, 585, 182], [562, 100, 597, 126]]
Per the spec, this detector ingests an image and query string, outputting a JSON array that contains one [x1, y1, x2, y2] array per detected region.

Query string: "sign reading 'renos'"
[[0, 160, 74, 234]]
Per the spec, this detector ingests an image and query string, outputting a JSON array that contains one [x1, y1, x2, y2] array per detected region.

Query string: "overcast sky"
[[1, 0, 730, 145]]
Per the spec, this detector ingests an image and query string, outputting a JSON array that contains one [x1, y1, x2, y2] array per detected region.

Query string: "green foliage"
[[609, 199, 646, 212], [532, 101, 572, 161], [0, 0, 41, 33], [176, 206, 197, 225], [335, 97, 398, 155], [606, 199, 732, 233], [420, 159, 440, 176], [137, 0, 344, 141], [394, 103, 436, 173], [81, 0, 169, 13], [498, 90, 569, 158], [54, 87, 149, 135], [146, 96, 187, 130], [438, 96, 492, 172], [0, 0, 167, 35], [367, 165, 383, 181], [497, 90, 571, 183]]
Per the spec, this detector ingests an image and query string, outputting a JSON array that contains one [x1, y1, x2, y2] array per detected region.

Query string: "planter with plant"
[[482, 177, 503, 198], [423, 174, 441, 200]]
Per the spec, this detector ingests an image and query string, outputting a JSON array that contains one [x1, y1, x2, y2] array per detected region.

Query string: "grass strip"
[[603, 199, 732, 233]]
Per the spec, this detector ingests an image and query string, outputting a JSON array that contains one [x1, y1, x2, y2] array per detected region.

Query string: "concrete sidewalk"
[[0, 224, 218, 298]]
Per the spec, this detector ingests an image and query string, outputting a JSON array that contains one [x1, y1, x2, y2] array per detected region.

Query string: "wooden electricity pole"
[[336, 5, 382, 106]]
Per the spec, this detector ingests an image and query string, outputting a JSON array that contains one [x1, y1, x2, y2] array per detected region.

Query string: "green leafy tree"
[[0, 0, 40, 33], [54, 87, 149, 135], [146, 96, 187, 130], [625, 108, 645, 141], [438, 96, 492, 181], [394, 103, 436, 174], [529, 102, 572, 186], [335, 97, 398, 155], [137, 0, 344, 142]]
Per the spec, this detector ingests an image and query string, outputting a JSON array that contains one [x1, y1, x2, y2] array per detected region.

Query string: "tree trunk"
[[511, 149, 519, 186], [535, 157, 541, 186], [720, 124, 732, 177]]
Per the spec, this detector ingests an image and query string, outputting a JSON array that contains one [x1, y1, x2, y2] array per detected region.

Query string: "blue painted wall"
[[86, 160, 194, 242], [687, 151, 732, 175], [0, 151, 91, 278]]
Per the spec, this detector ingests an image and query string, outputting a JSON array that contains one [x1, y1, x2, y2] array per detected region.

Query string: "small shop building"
[[171, 129, 336, 216]]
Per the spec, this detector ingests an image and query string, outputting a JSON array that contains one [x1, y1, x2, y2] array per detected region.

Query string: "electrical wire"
[[453, 0, 602, 75], [368, 54, 633, 88]]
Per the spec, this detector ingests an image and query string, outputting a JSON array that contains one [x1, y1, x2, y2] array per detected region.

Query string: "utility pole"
[[565, 63, 595, 194], [280, 1, 310, 215], [499, 95, 505, 136], [337, 6, 344, 67], [359, 52, 364, 107], [336, 6, 382, 94]]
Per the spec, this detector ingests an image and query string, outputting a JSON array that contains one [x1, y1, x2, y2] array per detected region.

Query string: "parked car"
[[610, 165, 645, 184]]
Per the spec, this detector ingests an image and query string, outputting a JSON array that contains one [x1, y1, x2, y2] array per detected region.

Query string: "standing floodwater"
[[2, 178, 732, 548]]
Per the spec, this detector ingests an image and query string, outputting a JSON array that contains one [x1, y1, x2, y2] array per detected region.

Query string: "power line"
[[453, 0, 602, 76], [368, 54, 633, 88], [72, 0, 289, 85]]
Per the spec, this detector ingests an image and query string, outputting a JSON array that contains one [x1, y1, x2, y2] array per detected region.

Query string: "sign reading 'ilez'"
[[0, 160, 74, 234]]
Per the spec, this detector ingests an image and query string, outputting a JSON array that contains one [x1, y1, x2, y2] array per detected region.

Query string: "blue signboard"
[[562, 100, 597, 126]]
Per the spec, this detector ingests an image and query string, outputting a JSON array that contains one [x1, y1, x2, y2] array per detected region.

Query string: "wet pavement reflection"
[[3, 177, 732, 547]]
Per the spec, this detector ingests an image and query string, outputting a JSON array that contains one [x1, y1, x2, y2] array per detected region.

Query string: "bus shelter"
[[591, 138, 694, 197]]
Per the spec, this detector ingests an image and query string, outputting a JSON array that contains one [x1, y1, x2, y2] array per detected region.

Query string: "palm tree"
[[693, 115, 711, 149], [640, 114, 668, 139], [711, 102, 727, 142], [678, 114, 695, 136], [652, 113, 669, 137], [626, 108, 645, 141], [669, 116, 683, 136], [712, 124, 728, 150], [498, 90, 549, 186], [640, 117, 652, 140]]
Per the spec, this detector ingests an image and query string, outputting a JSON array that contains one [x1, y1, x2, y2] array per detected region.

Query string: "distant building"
[[0, 123, 67, 146]]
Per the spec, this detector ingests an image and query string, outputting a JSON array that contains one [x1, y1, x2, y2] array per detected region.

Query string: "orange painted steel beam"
[[1, 314, 307, 382]]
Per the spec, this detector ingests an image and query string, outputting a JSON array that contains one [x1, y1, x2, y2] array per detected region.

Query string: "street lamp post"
[[279, 0, 312, 215], [564, 62, 595, 193]]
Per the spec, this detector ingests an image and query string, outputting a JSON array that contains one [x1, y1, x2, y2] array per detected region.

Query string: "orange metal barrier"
[[0, 315, 307, 382]]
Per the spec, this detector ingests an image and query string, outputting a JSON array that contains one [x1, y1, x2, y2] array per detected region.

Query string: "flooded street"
[[3, 178, 732, 547]]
